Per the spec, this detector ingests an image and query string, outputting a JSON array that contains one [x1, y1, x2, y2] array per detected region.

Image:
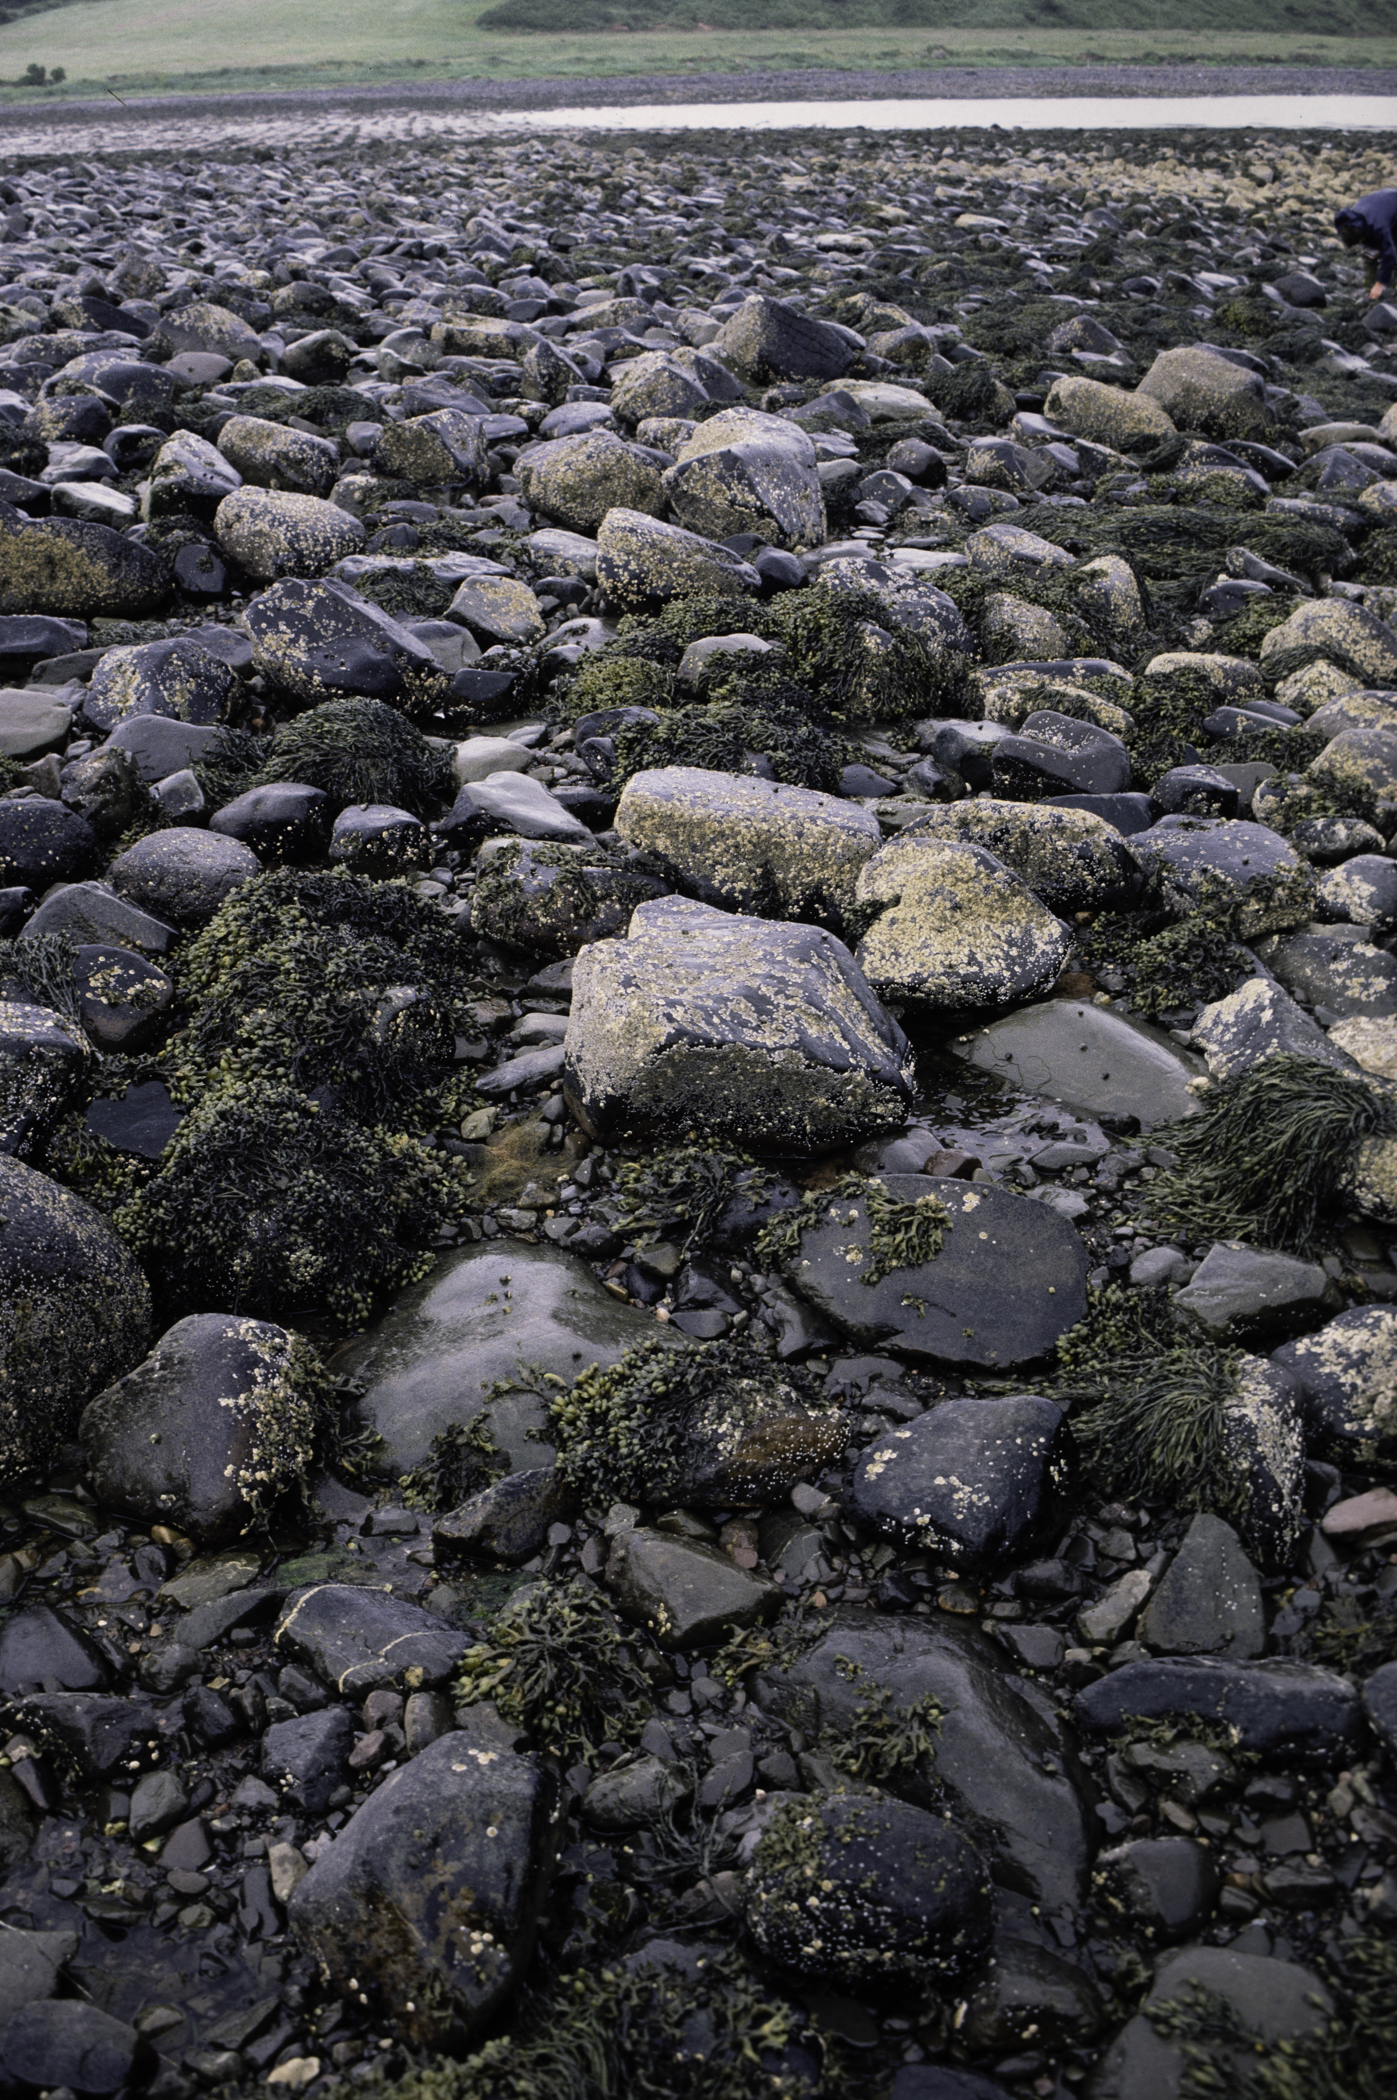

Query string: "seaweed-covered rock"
[[615, 766, 880, 930], [846, 1396, 1074, 1571], [751, 1608, 1094, 1910], [1258, 597, 1397, 686], [716, 294, 855, 385], [1074, 1655, 1361, 1761], [812, 554, 975, 658], [1088, 1945, 1331, 2100], [563, 897, 914, 1154], [0, 1155, 151, 1485], [1133, 817, 1315, 939], [213, 488, 366, 582], [288, 1731, 556, 2050], [776, 1173, 1088, 1368], [1136, 345, 1274, 440], [373, 409, 490, 489], [745, 1794, 992, 1995], [471, 838, 669, 957], [853, 836, 1071, 1010], [79, 1314, 326, 1546]]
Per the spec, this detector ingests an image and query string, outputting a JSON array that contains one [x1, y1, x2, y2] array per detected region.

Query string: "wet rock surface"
[[0, 109, 1396, 2100]]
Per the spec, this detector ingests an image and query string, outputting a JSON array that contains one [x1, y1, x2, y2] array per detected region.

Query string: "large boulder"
[[0, 1000, 89, 1158], [288, 1732, 556, 2050], [853, 836, 1071, 1011], [752, 1608, 1095, 1911], [213, 488, 365, 582], [595, 507, 761, 611], [716, 293, 856, 385], [146, 429, 242, 516], [899, 800, 1142, 916], [1132, 817, 1315, 939], [79, 1314, 323, 1546], [84, 635, 241, 734], [516, 431, 665, 536], [216, 414, 340, 498], [0, 800, 96, 890], [374, 408, 490, 489], [811, 554, 975, 656], [1135, 344, 1274, 440], [614, 766, 881, 930], [108, 826, 260, 926], [1258, 595, 1397, 687], [0, 1156, 152, 1485], [563, 897, 915, 1154], [1272, 1304, 1397, 1463], [773, 1172, 1088, 1368], [0, 504, 168, 618], [244, 577, 449, 716], [661, 407, 826, 551], [1043, 374, 1175, 449], [148, 299, 262, 364]]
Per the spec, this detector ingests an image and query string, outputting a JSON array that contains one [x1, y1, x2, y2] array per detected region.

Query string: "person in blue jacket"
[[1335, 191, 1397, 301]]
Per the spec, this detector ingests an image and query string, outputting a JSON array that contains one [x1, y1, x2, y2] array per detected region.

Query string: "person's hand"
[[1372, 282, 1389, 301]]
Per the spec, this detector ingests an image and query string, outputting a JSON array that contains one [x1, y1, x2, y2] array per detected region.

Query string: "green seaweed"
[[608, 1144, 775, 1259], [253, 696, 452, 815], [399, 1416, 507, 1514], [756, 1174, 951, 1287], [453, 1575, 653, 1758]]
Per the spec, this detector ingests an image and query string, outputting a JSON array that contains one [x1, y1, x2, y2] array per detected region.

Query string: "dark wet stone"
[[717, 296, 857, 385], [20, 879, 177, 956], [1173, 1243, 1338, 1343], [752, 1608, 1093, 1912], [471, 838, 670, 958], [244, 575, 449, 714], [208, 782, 332, 863], [5, 1692, 162, 1777], [0, 1926, 74, 2028], [0, 1605, 111, 1695], [328, 801, 429, 876], [1074, 1656, 1361, 1762], [275, 1582, 469, 1695], [103, 713, 229, 783], [79, 1312, 321, 1547], [745, 1793, 992, 1995], [581, 1753, 692, 1832], [0, 503, 168, 618], [891, 2069, 1013, 2100], [605, 1528, 782, 1648], [288, 1731, 557, 2050], [434, 1467, 577, 1566], [0, 1154, 151, 1485], [955, 1000, 1203, 1128], [1046, 791, 1156, 836], [84, 1078, 184, 1159], [1089, 1945, 1331, 2100], [1150, 765, 1240, 819], [71, 944, 173, 1053], [993, 711, 1131, 798], [0, 2001, 152, 2096], [262, 1706, 354, 1813], [108, 824, 260, 924], [128, 1766, 189, 1840], [962, 1937, 1104, 2053], [0, 999, 88, 1157], [1138, 1514, 1265, 1659], [1133, 816, 1314, 938], [1363, 1659, 1397, 1755], [778, 1174, 1088, 1368], [0, 798, 96, 889], [846, 1396, 1073, 1572], [1094, 1837, 1220, 1942]]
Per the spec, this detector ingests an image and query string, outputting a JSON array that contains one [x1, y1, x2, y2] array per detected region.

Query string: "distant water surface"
[[495, 93, 1397, 132]]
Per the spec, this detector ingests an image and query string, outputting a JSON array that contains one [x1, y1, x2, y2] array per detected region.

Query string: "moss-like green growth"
[[0, 929, 83, 1024], [117, 1081, 470, 1324], [1156, 1054, 1397, 1253], [253, 697, 452, 815], [1290, 1588, 1397, 1676], [551, 651, 676, 726], [771, 586, 971, 723], [1055, 1286, 1251, 1529], [164, 867, 467, 1116], [827, 1680, 945, 1791], [756, 1174, 951, 1286], [611, 694, 844, 793], [1076, 911, 1251, 1020], [453, 1575, 653, 1758], [1149, 1935, 1397, 2100], [547, 1334, 828, 1509], [609, 1143, 774, 1258], [1122, 662, 1327, 791], [399, 1416, 507, 1514], [921, 358, 1008, 422], [362, 1950, 813, 2100]]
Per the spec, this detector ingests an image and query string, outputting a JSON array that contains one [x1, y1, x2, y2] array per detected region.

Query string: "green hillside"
[[481, 0, 1397, 32]]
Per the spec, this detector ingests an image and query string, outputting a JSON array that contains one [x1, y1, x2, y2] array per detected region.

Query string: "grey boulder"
[[108, 825, 260, 925], [846, 1395, 1074, 1571]]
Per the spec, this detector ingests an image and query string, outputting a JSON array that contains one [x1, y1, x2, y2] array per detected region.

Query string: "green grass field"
[[0, 0, 1395, 106]]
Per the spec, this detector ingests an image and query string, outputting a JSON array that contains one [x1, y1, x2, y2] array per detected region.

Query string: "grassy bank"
[[0, 4, 1396, 109]]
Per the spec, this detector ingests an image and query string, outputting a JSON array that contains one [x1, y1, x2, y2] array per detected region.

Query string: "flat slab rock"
[[332, 1237, 661, 1475], [1074, 1655, 1362, 1762], [780, 1173, 1088, 1368], [952, 998, 1203, 1128]]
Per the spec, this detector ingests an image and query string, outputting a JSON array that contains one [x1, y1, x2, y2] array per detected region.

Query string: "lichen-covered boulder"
[[0, 1156, 152, 1485], [516, 431, 665, 537], [83, 636, 241, 733], [0, 1000, 90, 1158], [1133, 817, 1316, 939], [374, 409, 490, 489], [615, 766, 881, 930], [898, 799, 1142, 916], [216, 414, 340, 499], [470, 838, 669, 958], [244, 577, 450, 716], [78, 1314, 326, 1546], [213, 488, 365, 582], [1043, 374, 1175, 449], [0, 504, 169, 618], [661, 407, 826, 551], [564, 896, 914, 1154], [1258, 597, 1397, 687], [595, 508, 761, 611], [715, 293, 856, 385], [854, 836, 1071, 1010], [1135, 344, 1274, 439]]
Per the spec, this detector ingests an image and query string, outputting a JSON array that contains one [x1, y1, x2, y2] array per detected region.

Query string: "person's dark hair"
[[1335, 207, 1368, 248]]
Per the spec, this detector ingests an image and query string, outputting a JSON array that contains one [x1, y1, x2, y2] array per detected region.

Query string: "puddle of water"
[[493, 93, 1397, 132]]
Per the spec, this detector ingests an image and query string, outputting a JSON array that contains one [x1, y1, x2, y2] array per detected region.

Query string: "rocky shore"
[[0, 115, 1396, 2100]]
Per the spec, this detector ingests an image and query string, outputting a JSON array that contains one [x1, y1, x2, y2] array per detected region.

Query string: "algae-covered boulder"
[[1043, 375, 1175, 450], [1134, 817, 1316, 939], [609, 351, 712, 426], [79, 1314, 326, 1546], [517, 431, 665, 537], [0, 1155, 152, 1485], [661, 407, 826, 551], [148, 299, 262, 365], [0, 1000, 90, 1158], [899, 799, 1142, 916], [214, 488, 366, 582], [470, 838, 670, 958], [564, 896, 914, 1154], [109, 826, 261, 926], [1259, 597, 1397, 686], [0, 504, 169, 618], [216, 414, 340, 499], [615, 766, 881, 930], [84, 636, 241, 733], [812, 554, 975, 657], [596, 508, 761, 611], [853, 835, 1071, 1011], [1135, 344, 1275, 440]]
